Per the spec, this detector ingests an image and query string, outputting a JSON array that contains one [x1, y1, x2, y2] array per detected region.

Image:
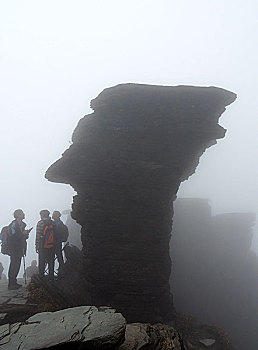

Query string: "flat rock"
[[0, 305, 126, 349]]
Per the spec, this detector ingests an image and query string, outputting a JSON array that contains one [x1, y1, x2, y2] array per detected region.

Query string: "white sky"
[[0, 0, 257, 272]]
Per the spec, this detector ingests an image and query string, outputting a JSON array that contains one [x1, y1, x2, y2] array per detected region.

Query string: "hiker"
[[24, 259, 38, 278], [8, 209, 32, 290], [35, 210, 56, 281], [52, 210, 69, 274]]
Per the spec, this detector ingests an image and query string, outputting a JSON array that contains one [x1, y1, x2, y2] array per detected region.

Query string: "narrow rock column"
[[46, 84, 236, 323]]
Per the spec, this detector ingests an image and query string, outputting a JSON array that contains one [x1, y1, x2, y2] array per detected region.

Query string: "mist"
[[0, 0, 257, 298]]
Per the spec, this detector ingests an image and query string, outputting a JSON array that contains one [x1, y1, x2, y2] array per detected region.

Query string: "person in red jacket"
[[35, 210, 56, 282]]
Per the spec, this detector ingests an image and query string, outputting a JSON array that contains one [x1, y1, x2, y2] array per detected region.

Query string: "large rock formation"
[[170, 198, 257, 349], [46, 83, 236, 323]]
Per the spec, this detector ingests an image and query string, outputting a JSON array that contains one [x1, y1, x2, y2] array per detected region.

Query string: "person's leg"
[[13, 255, 22, 285], [39, 249, 46, 276], [46, 249, 55, 280], [48, 248, 55, 280], [8, 253, 15, 286], [8, 253, 22, 287], [55, 243, 64, 271]]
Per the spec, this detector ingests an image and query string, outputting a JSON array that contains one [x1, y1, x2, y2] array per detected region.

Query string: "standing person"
[[52, 211, 69, 274], [35, 210, 56, 282], [8, 209, 32, 290]]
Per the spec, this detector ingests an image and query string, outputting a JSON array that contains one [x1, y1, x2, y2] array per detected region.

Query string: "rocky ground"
[[0, 278, 36, 326], [0, 276, 235, 349]]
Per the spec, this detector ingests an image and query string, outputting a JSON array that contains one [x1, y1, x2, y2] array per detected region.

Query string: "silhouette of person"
[[8, 209, 32, 290], [24, 259, 39, 278], [36, 210, 56, 282], [52, 211, 69, 274]]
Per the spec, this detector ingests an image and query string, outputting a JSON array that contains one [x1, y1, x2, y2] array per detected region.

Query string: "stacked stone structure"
[[170, 198, 257, 349], [46, 83, 236, 323]]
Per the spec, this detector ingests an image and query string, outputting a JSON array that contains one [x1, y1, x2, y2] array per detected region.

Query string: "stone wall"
[[46, 83, 236, 323]]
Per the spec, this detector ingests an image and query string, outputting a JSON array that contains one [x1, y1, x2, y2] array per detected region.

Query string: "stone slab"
[[0, 305, 126, 349]]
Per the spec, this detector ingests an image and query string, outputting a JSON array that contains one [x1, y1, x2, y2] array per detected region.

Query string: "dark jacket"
[[55, 219, 69, 243], [8, 220, 28, 255]]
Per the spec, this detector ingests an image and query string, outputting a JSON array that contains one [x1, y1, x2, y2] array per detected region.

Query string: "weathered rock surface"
[[174, 313, 234, 350], [0, 306, 126, 349], [119, 323, 184, 350], [27, 277, 234, 349], [46, 83, 236, 323]]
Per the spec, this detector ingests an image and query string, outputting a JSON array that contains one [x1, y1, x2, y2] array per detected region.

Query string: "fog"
[[170, 198, 257, 349], [0, 0, 257, 277]]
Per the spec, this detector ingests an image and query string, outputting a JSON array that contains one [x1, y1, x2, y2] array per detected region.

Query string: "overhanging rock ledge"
[[45, 83, 236, 323]]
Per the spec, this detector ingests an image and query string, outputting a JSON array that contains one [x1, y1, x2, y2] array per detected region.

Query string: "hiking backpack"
[[41, 223, 55, 249], [0, 226, 10, 255]]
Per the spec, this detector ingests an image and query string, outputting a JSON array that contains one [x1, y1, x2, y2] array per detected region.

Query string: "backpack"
[[41, 222, 55, 249], [58, 222, 69, 242], [0, 226, 10, 255]]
